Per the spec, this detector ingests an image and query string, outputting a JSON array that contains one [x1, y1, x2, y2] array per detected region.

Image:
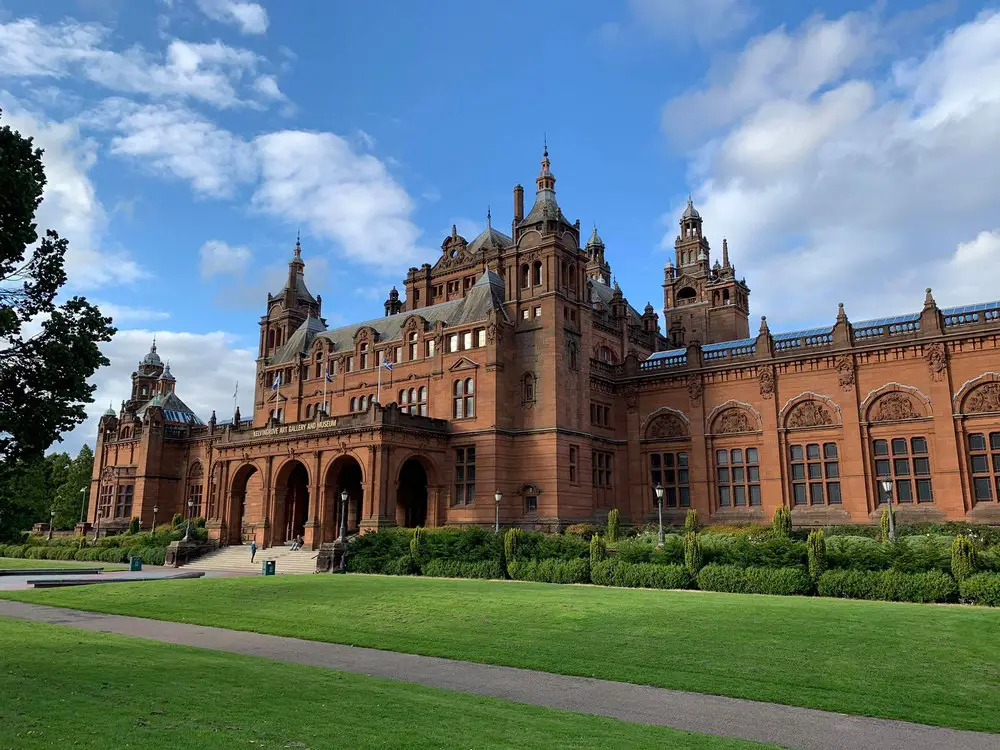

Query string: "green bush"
[[817, 569, 957, 603], [591, 560, 692, 590], [807, 529, 826, 581], [536, 534, 589, 560], [346, 528, 412, 573], [384, 554, 420, 576], [880, 507, 897, 541], [422, 559, 462, 578], [565, 523, 601, 540], [772, 507, 792, 537], [684, 532, 703, 576], [410, 527, 427, 566], [697, 564, 812, 596], [504, 527, 523, 564], [653, 534, 685, 565], [607, 508, 621, 543], [508, 558, 590, 584], [951, 535, 979, 581], [825, 535, 890, 571], [684, 509, 699, 533], [128, 517, 140, 535], [171, 513, 184, 529], [589, 534, 607, 564], [612, 538, 655, 564], [423, 526, 502, 563], [460, 560, 505, 579], [0, 544, 28, 558], [959, 573, 1000, 606]]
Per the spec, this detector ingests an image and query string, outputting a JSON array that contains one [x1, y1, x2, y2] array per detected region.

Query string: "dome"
[[682, 197, 700, 220], [585, 225, 604, 249], [158, 362, 176, 381], [103, 404, 116, 416], [141, 341, 162, 366]]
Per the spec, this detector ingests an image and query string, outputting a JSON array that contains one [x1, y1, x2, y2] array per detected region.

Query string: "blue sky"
[[1, 0, 999, 454]]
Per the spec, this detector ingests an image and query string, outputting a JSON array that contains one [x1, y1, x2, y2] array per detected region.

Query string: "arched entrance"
[[274, 460, 310, 545], [228, 464, 260, 544], [397, 457, 428, 528], [325, 456, 363, 537]]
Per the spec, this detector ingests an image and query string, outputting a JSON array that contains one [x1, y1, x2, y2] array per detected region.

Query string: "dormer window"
[[359, 343, 369, 370]]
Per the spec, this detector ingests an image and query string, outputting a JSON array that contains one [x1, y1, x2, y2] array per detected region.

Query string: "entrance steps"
[[185, 544, 318, 574]]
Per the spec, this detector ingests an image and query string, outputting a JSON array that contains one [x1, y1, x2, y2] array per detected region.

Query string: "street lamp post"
[[79, 487, 88, 525], [880, 479, 897, 542], [48, 507, 55, 541], [494, 489, 502, 533], [152, 504, 159, 531], [183, 498, 194, 542], [338, 489, 348, 542], [653, 484, 665, 546]]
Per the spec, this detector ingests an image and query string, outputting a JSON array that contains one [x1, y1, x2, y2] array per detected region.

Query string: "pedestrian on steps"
[[250, 540, 258, 564]]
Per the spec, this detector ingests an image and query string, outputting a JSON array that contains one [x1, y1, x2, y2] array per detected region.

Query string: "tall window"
[[408, 332, 419, 360], [306, 404, 313, 419], [453, 378, 474, 419], [649, 452, 690, 507], [448, 334, 460, 353], [569, 445, 578, 483], [590, 402, 610, 427], [874, 437, 933, 503], [462, 331, 472, 350], [346, 356, 354, 372], [426, 339, 436, 358], [359, 343, 369, 370], [789, 443, 841, 505], [398, 387, 427, 416], [532, 260, 542, 286], [522, 373, 536, 404], [967, 432, 1000, 503], [476, 328, 486, 348], [593, 450, 614, 488], [716, 448, 761, 508], [187, 482, 204, 517], [98, 485, 114, 518], [454, 446, 475, 505], [520, 264, 530, 289], [115, 484, 134, 519]]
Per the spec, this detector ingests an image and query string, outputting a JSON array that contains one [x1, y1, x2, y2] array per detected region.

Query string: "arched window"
[[306, 404, 313, 419], [677, 287, 697, 305], [520, 264, 530, 289], [532, 260, 542, 286], [569, 264, 577, 292], [598, 346, 616, 364], [268, 409, 275, 422], [568, 342, 579, 370], [349, 397, 357, 412], [187, 464, 204, 518], [398, 388, 410, 413], [267, 329, 275, 349], [453, 378, 475, 419], [522, 373, 536, 404], [417, 386, 427, 416]]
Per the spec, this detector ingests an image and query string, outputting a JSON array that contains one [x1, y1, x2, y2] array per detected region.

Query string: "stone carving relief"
[[835, 355, 855, 391], [871, 393, 920, 422], [758, 366, 775, 399], [624, 385, 639, 411], [101, 466, 116, 481], [786, 401, 833, 429], [715, 408, 752, 434], [646, 414, 688, 440], [687, 376, 703, 403], [926, 343, 947, 382], [966, 383, 1000, 413]]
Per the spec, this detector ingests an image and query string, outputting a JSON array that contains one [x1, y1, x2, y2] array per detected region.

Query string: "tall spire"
[[486, 206, 491, 230], [722, 238, 730, 268], [294, 229, 301, 261], [536, 139, 555, 192]]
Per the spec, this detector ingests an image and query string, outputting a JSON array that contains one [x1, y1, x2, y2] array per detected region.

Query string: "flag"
[[272, 374, 280, 391], [233, 381, 238, 399], [325, 367, 333, 383], [382, 358, 393, 372]]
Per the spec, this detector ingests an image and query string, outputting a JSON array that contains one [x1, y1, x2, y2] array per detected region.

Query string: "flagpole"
[[322, 367, 328, 416], [233, 381, 238, 417], [377, 351, 383, 405]]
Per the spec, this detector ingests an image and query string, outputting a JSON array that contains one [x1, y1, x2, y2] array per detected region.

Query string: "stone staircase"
[[185, 544, 318, 574]]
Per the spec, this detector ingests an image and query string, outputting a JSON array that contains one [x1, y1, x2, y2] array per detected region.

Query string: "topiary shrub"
[[959, 573, 1000, 606], [951, 535, 979, 582], [410, 527, 427, 567], [684, 532, 703, 576], [817, 569, 957, 603], [772, 507, 792, 537], [128, 517, 140, 535], [590, 534, 607, 564], [697, 564, 811, 596], [504, 527, 523, 565], [171, 513, 184, 529], [684, 509, 699, 534], [591, 560, 692, 590], [507, 558, 590, 584], [607, 508, 621, 543], [807, 529, 826, 581], [879, 507, 897, 541]]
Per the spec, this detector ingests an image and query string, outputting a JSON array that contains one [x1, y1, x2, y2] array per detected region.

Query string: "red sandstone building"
[[88, 150, 1000, 547]]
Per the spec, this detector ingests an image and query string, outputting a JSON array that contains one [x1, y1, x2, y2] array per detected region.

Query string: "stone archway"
[[397, 458, 428, 528], [325, 455, 364, 537], [228, 463, 261, 544], [273, 459, 310, 545]]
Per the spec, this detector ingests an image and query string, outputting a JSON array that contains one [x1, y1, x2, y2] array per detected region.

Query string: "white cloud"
[[600, 0, 755, 49], [253, 130, 425, 269], [55, 328, 257, 456], [91, 301, 171, 322], [0, 99, 145, 288], [0, 18, 276, 109], [194, 0, 269, 35], [199, 239, 252, 278], [660, 9, 1000, 327]]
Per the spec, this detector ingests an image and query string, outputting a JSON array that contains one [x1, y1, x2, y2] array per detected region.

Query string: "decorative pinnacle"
[[836, 302, 848, 324], [294, 229, 302, 260], [924, 287, 937, 308], [759, 316, 770, 335], [487, 206, 491, 229]]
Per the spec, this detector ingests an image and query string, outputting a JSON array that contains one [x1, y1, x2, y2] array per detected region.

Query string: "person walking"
[[250, 540, 257, 564]]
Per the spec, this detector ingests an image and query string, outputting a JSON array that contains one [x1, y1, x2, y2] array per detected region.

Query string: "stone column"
[[304, 450, 322, 549], [260, 455, 273, 548]]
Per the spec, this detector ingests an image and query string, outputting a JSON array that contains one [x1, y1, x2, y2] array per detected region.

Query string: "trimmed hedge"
[[508, 558, 590, 584], [817, 569, 958, 603], [591, 561, 692, 590], [0, 542, 165, 565], [697, 564, 812, 596], [959, 573, 1000, 606], [421, 559, 504, 580]]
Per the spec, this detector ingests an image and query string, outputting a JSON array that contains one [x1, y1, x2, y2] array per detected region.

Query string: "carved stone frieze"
[[624, 385, 639, 411], [758, 366, 775, 399], [687, 375, 703, 403], [966, 383, 1000, 413], [716, 409, 751, 434], [835, 355, 854, 391], [926, 343, 947, 382], [646, 414, 688, 440], [786, 401, 832, 429], [871, 393, 920, 422]]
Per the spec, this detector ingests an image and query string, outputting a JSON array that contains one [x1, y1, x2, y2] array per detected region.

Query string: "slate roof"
[[467, 225, 512, 253], [272, 269, 317, 305], [588, 278, 642, 322], [137, 392, 205, 426]]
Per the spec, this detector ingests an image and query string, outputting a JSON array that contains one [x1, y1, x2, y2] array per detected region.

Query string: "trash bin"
[[262, 560, 276, 576], [129, 556, 143, 572]]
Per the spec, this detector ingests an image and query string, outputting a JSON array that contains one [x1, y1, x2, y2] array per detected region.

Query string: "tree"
[[0, 454, 52, 541], [0, 109, 116, 463], [52, 444, 93, 529]]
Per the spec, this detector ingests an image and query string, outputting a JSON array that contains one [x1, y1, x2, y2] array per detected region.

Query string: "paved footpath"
[[1, 600, 996, 750]]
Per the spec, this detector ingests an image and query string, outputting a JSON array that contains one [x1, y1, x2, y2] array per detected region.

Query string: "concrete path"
[[0, 568, 249, 591], [1, 600, 996, 750]]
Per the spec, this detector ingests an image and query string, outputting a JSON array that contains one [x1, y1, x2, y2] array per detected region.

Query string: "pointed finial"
[[836, 302, 848, 323], [294, 229, 302, 261], [451, 224, 457, 239], [924, 287, 936, 308], [759, 316, 770, 335], [722, 237, 730, 268], [151, 335, 156, 351], [543, 133, 548, 158], [487, 206, 492, 229]]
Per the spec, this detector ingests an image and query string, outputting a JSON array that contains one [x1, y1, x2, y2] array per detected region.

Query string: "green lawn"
[[0, 618, 769, 750], [0, 557, 124, 570], [4, 576, 1000, 733]]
